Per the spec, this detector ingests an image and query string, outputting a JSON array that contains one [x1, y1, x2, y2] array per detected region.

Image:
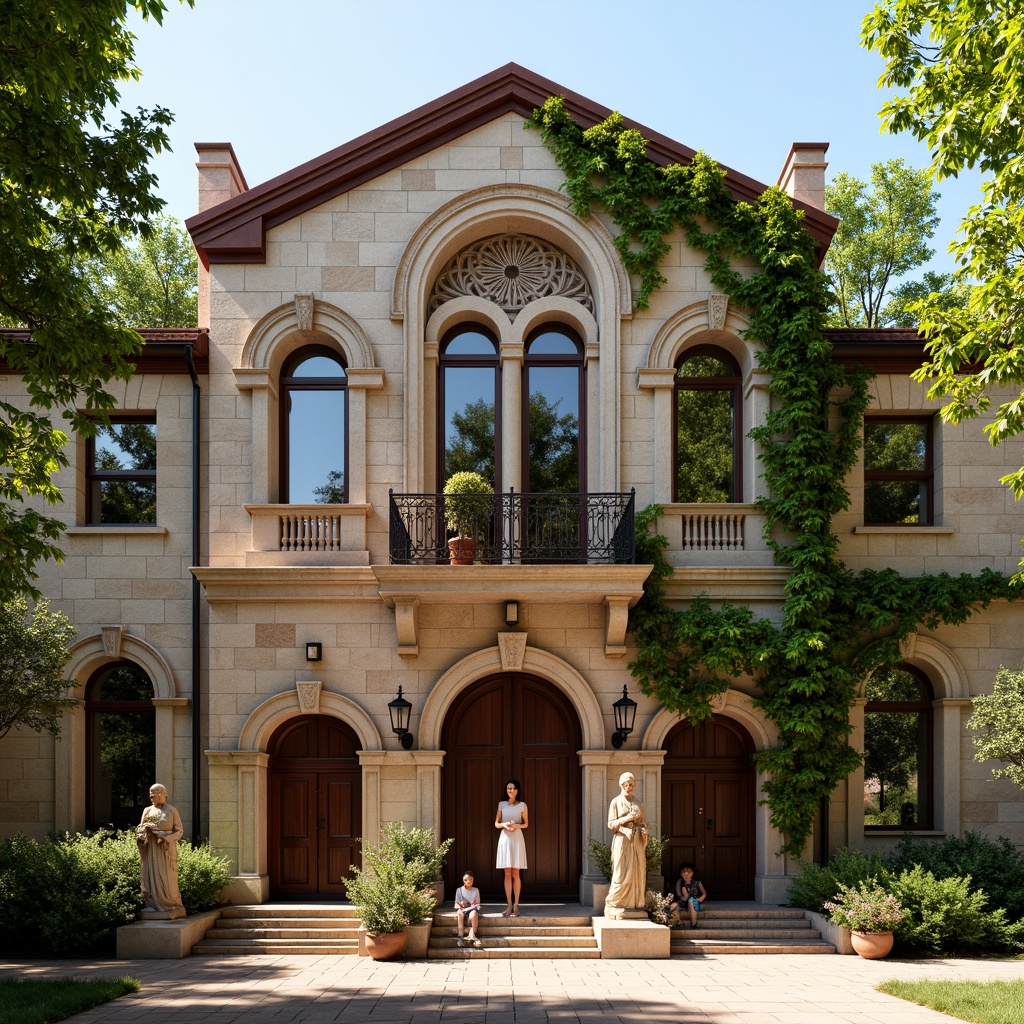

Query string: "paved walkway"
[[3, 952, 1022, 1023]]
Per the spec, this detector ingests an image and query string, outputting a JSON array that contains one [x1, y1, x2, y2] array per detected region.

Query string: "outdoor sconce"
[[505, 600, 519, 626], [305, 641, 322, 662], [388, 686, 414, 749], [611, 685, 637, 749]]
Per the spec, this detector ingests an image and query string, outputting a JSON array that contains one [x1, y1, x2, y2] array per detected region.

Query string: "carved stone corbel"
[[498, 632, 528, 671], [708, 293, 729, 332], [296, 681, 322, 715], [294, 293, 315, 333], [101, 625, 124, 658], [393, 596, 420, 658], [604, 597, 632, 657]]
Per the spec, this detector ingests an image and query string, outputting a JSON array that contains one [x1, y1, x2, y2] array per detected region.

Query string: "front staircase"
[[671, 906, 834, 954], [429, 908, 600, 959], [193, 904, 361, 955]]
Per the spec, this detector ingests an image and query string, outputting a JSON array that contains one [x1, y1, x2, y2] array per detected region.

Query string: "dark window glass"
[[439, 328, 500, 489], [281, 347, 347, 503], [674, 347, 741, 502], [86, 663, 156, 830], [864, 418, 933, 524], [86, 418, 157, 524], [864, 665, 933, 830]]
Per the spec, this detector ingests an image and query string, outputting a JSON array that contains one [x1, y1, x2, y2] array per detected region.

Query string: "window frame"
[[863, 415, 935, 526], [863, 663, 934, 832], [672, 344, 743, 503], [85, 414, 158, 526], [280, 344, 349, 504]]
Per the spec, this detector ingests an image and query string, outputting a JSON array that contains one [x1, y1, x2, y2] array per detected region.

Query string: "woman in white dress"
[[494, 778, 528, 917]]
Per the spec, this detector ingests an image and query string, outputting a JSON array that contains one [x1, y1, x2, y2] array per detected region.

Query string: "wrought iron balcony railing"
[[389, 489, 636, 565]]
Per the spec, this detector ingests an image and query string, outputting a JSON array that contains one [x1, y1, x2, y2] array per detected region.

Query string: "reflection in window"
[[439, 328, 499, 488], [86, 662, 156, 830], [524, 328, 582, 493], [281, 347, 347, 503], [674, 348, 741, 502], [86, 418, 157, 524], [864, 418, 932, 524], [864, 665, 933, 829]]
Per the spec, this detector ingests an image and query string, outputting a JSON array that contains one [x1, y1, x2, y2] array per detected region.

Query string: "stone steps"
[[428, 911, 600, 959], [193, 904, 361, 955], [669, 909, 834, 955]]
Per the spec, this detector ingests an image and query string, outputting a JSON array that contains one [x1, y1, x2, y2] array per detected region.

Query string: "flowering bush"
[[825, 880, 907, 933], [645, 889, 673, 926]]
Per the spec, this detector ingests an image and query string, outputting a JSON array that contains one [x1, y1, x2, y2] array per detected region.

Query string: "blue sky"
[[124, 0, 981, 276]]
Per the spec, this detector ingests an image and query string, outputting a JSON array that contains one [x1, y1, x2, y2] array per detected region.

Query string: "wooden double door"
[[268, 715, 361, 898], [441, 674, 582, 900], [662, 716, 755, 899]]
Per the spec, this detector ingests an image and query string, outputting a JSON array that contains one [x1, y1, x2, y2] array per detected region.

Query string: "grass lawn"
[[0, 977, 140, 1024], [877, 978, 1024, 1024]]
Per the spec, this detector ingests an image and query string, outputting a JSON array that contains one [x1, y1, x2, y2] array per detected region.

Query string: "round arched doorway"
[[441, 673, 582, 900], [268, 715, 362, 898], [662, 715, 755, 899]]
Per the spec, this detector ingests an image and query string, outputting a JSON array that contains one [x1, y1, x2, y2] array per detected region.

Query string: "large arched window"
[[674, 346, 742, 502], [438, 327, 500, 490], [86, 662, 156, 830], [281, 347, 348, 503], [524, 326, 584, 493], [864, 664, 933, 830]]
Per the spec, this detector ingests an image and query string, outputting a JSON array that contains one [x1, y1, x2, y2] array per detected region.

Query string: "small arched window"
[[864, 664, 933, 830], [281, 346, 348, 503], [674, 347, 742, 502], [86, 662, 155, 830]]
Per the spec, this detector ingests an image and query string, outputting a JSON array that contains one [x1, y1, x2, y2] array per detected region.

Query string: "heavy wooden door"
[[269, 715, 361, 898], [441, 674, 581, 900], [662, 716, 755, 899]]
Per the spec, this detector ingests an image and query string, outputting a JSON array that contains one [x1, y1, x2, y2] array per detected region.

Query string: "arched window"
[[438, 327, 500, 490], [864, 664, 933, 829], [281, 346, 348, 503], [674, 347, 742, 502], [524, 326, 584, 493], [86, 662, 156, 830]]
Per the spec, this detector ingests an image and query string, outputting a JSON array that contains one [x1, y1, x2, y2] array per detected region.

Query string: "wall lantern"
[[505, 600, 519, 626], [388, 686, 414, 749], [305, 641, 322, 662], [611, 685, 637, 749]]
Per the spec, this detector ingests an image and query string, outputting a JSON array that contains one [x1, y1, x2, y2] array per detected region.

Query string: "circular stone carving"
[[429, 234, 594, 315]]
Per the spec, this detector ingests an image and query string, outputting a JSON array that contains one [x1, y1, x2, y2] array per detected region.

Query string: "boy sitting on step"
[[670, 864, 707, 930], [454, 870, 482, 947]]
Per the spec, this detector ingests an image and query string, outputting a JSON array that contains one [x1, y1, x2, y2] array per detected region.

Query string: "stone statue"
[[136, 783, 186, 920], [605, 771, 648, 916]]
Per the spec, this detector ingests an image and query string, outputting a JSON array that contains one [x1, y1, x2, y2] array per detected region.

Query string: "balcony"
[[388, 489, 636, 566]]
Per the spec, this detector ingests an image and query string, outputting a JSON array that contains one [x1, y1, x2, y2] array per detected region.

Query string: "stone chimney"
[[777, 143, 829, 212], [194, 143, 248, 326]]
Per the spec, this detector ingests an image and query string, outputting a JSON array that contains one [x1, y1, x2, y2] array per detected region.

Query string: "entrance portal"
[[662, 715, 755, 899], [268, 715, 361, 898], [441, 673, 582, 900]]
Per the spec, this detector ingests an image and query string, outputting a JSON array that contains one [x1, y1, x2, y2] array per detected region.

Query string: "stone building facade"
[[1, 66, 1021, 906]]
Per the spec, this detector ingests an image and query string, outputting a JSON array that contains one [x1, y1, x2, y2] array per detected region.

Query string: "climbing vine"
[[528, 97, 1021, 857]]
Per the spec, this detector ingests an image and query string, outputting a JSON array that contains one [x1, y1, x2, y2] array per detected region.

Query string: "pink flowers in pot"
[[824, 881, 907, 933]]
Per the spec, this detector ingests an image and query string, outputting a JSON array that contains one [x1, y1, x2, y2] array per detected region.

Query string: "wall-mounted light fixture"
[[611, 685, 637, 749], [388, 686, 414, 749], [505, 600, 519, 626], [305, 641, 323, 662]]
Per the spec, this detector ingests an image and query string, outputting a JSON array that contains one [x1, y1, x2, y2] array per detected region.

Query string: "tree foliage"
[[0, 0, 189, 599], [0, 598, 77, 740], [968, 667, 1024, 789], [864, 0, 1024, 531], [824, 159, 939, 327]]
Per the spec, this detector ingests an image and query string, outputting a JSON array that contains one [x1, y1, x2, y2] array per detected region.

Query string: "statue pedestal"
[[141, 907, 186, 921], [117, 910, 220, 959], [593, 916, 671, 959], [604, 905, 647, 921]]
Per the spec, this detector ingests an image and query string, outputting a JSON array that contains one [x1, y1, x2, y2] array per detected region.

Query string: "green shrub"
[[886, 831, 1024, 924], [375, 821, 452, 893], [786, 847, 888, 913], [588, 838, 612, 881], [177, 840, 231, 912]]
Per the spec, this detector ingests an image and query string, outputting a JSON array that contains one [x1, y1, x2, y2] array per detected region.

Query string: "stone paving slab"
[[2, 953, 1021, 1023]]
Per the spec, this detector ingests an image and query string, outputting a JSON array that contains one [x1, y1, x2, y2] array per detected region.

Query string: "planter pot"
[[591, 881, 610, 914], [403, 920, 432, 958], [850, 929, 894, 959], [448, 537, 477, 564], [365, 930, 407, 960]]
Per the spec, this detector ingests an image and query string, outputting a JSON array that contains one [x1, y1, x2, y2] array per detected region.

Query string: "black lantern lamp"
[[305, 641, 322, 662], [611, 685, 637, 749], [388, 686, 414, 749]]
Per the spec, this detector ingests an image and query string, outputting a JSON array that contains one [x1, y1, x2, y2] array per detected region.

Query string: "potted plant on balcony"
[[443, 471, 493, 564], [824, 880, 907, 959]]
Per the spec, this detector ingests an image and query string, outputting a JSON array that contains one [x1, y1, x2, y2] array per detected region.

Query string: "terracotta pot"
[[850, 929, 894, 959], [365, 930, 408, 960], [448, 537, 477, 565]]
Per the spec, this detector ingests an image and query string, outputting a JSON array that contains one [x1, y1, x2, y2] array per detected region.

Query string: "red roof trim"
[[186, 63, 839, 265]]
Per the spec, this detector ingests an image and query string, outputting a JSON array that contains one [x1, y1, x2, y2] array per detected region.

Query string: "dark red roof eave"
[[186, 63, 839, 267]]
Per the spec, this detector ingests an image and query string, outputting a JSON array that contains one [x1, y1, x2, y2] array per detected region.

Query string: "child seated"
[[669, 864, 707, 929], [454, 870, 482, 947]]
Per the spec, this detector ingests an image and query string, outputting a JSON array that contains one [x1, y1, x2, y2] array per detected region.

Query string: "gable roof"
[[186, 63, 838, 266]]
